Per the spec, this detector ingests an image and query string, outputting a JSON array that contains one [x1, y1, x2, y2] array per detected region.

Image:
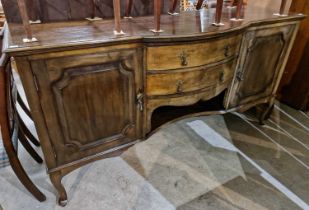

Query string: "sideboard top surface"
[[3, 5, 305, 55]]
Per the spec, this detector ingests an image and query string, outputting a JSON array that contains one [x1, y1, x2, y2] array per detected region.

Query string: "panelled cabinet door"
[[226, 24, 296, 108], [30, 48, 143, 165]]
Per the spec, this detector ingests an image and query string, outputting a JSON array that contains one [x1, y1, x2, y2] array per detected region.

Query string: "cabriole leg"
[[257, 103, 274, 125], [50, 172, 68, 207]]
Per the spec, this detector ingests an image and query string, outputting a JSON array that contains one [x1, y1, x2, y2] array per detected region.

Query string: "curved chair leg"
[[18, 128, 43, 164], [196, 0, 204, 10], [90, 0, 95, 19], [0, 66, 46, 202], [17, 91, 32, 120], [125, 0, 133, 17], [2, 136, 46, 202], [50, 172, 68, 207], [17, 112, 40, 147], [169, 0, 178, 14], [152, 0, 163, 32]]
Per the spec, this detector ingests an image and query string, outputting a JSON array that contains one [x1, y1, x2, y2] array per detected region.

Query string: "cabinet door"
[[226, 24, 296, 108], [31, 48, 143, 165]]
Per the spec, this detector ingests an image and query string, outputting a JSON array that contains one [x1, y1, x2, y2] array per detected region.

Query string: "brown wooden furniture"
[[279, 0, 288, 15], [196, 0, 204, 10], [212, 0, 224, 25], [1, 0, 304, 206], [0, 30, 46, 202], [234, 0, 243, 20], [231, 0, 247, 6], [16, 0, 37, 42], [278, 0, 309, 111], [169, 0, 179, 14], [196, 0, 217, 10], [2, 0, 178, 23]]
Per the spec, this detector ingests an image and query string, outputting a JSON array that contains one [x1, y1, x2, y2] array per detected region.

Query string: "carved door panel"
[[30, 48, 143, 165], [226, 24, 296, 108]]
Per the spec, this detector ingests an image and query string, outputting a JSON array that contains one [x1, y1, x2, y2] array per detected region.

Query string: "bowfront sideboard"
[[3, 4, 304, 206]]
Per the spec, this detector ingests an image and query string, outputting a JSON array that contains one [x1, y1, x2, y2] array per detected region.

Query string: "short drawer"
[[146, 35, 241, 71], [147, 59, 236, 97]]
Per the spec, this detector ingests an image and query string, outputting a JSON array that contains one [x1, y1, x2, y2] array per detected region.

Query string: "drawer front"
[[147, 59, 236, 97], [146, 35, 241, 71]]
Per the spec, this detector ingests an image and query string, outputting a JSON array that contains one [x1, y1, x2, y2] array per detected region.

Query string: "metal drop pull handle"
[[136, 89, 144, 111], [179, 51, 189, 66], [219, 71, 225, 82], [176, 80, 184, 93], [224, 45, 230, 57], [236, 71, 244, 81]]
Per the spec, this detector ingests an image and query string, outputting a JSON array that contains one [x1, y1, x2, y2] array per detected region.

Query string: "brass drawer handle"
[[220, 71, 225, 82], [224, 45, 230, 57], [176, 80, 184, 93], [178, 51, 189, 66]]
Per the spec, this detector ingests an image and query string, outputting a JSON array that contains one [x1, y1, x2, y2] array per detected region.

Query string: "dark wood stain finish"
[[2, 4, 304, 206], [0, 33, 46, 201], [1, 0, 177, 23], [29, 47, 143, 166], [227, 24, 295, 107]]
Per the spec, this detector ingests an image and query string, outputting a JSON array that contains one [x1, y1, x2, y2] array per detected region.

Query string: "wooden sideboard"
[[2, 4, 304, 206]]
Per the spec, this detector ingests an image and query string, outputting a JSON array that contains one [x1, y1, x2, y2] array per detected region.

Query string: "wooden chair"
[[125, 0, 179, 17], [196, 0, 247, 11], [125, 0, 179, 33], [0, 28, 46, 202], [196, 0, 217, 10]]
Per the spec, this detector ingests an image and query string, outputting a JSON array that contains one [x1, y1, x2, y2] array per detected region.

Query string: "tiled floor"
[[0, 101, 308, 210], [0, 75, 308, 210]]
